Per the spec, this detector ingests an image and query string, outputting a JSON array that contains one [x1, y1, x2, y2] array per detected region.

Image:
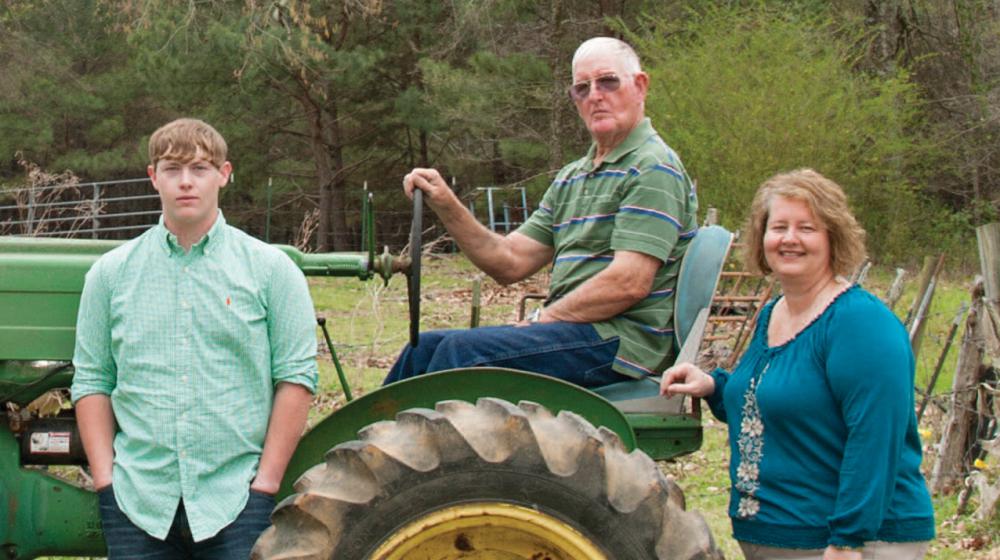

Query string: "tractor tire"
[[252, 397, 723, 560]]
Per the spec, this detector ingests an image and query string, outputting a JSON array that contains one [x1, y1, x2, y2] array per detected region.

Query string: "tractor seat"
[[591, 225, 733, 415]]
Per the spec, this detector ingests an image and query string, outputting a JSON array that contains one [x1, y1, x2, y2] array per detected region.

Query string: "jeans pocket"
[[95, 486, 126, 535], [581, 339, 623, 386], [236, 490, 276, 537], [96, 485, 115, 507], [248, 489, 276, 509]]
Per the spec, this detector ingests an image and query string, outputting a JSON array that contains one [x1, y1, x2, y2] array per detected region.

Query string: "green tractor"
[[0, 193, 731, 559]]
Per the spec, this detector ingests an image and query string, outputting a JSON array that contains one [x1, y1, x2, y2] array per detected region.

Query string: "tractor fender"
[[278, 367, 634, 499]]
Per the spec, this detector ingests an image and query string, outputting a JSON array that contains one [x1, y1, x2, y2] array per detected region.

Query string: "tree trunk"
[[327, 100, 349, 251], [301, 91, 335, 252], [865, 0, 898, 73], [546, 0, 565, 169], [491, 137, 505, 185], [419, 129, 429, 168], [597, 0, 620, 36]]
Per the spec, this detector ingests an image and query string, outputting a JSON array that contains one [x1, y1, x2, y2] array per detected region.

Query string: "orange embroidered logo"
[[226, 296, 231, 306]]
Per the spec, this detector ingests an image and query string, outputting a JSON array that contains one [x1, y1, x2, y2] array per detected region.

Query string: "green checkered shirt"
[[71, 213, 318, 541], [517, 118, 698, 377]]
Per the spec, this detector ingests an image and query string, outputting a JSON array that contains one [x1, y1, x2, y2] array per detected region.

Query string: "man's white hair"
[[572, 37, 642, 76]]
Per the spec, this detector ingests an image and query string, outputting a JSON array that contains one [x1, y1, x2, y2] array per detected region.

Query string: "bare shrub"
[[294, 208, 320, 251], [1, 154, 98, 237]]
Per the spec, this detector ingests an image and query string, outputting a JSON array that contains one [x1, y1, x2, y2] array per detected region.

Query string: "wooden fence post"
[[850, 259, 872, 285], [967, 223, 1000, 519], [470, 276, 482, 328], [905, 256, 937, 328], [25, 187, 36, 235], [977, 223, 1000, 305], [931, 223, 1000, 495], [909, 254, 945, 360], [931, 279, 986, 493], [886, 267, 906, 311], [703, 207, 718, 227], [976, 223, 1000, 365], [91, 183, 101, 240]]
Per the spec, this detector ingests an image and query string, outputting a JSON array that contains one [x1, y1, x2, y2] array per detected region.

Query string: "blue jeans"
[[383, 322, 628, 388], [98, 485, 274, 559]]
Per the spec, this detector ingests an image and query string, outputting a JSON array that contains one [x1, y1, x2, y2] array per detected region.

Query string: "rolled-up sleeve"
[[71, 260, 117, 403], [266, 254, 318, 393], [611, 163, 692, 263], [515, 188, 555, 247]]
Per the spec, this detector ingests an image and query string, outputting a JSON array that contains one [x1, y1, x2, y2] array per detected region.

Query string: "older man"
[[384, 37, 698, 387]]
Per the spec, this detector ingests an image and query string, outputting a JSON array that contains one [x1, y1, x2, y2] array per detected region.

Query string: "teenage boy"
[[72, 118, 318, 558]]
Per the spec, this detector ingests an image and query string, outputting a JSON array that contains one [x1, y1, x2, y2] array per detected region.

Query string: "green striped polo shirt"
[[517, 118, 698, 377], [71, 212, 318, 541]]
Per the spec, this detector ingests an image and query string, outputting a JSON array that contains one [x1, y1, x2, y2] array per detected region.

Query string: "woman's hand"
[[660, 362, 715, 398], [823, 546, 862, 560]]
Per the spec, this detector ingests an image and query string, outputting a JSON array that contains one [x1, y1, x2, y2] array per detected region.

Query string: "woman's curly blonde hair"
[[744, 169, 867, 277]]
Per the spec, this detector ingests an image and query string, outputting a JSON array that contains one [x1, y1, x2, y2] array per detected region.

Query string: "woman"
[[662, 169, 934, 559]]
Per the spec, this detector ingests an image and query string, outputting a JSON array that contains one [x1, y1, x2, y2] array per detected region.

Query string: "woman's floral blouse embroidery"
[[735, 363, 768, 519]]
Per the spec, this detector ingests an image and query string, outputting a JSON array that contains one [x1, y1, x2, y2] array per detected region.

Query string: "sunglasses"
[[567, 74, 622, 101]]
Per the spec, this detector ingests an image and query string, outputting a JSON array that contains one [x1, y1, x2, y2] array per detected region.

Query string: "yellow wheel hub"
[[370, 502, 609, 559]]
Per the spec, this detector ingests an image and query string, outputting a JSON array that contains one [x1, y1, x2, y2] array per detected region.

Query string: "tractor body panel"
[[0, 236, 375, 404], [0, 423, 105, 559], [0, 238, 111, 363]]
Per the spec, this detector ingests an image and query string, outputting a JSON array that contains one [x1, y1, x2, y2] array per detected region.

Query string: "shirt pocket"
[[553, 200, 619, 253], [209, 287, 267, 354]]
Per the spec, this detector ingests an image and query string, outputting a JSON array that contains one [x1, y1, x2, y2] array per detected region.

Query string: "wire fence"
[[0, 178, 535, 251], [0, 178, 162, 239]]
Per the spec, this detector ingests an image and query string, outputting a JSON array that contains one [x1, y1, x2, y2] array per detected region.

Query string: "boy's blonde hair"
[[148, 118, 228, 169]]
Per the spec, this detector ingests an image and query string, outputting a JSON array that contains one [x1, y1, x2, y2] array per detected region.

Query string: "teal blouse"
[[706, 285, 934, 549]]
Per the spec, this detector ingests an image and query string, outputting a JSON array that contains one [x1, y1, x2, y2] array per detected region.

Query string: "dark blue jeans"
[[383, 321, 628, 388], [98, 485, 274, 559]]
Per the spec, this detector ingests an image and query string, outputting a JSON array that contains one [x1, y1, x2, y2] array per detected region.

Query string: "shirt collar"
[[585, 117, 655, 168], [157, 211, 227, 256]]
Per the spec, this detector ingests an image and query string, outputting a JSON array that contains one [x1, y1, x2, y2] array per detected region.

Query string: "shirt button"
[[182, 266, 189, 273], [180, 450, 187, 459], [182, 375, 188, 383], [181, 300, 190, 309]]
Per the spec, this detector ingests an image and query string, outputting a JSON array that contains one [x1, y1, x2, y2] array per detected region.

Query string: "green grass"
[[307, 254, 993, 558]]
